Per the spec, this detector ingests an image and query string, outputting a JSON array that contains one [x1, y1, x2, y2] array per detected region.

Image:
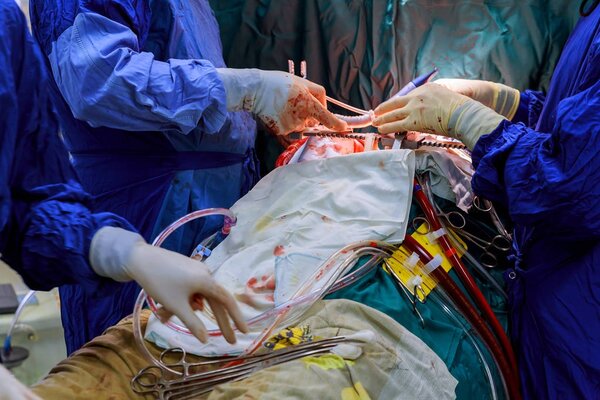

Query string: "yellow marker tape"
[[303, 354, 355, 371], [341, 382, 372, 400], [385, 223, 467, 301]]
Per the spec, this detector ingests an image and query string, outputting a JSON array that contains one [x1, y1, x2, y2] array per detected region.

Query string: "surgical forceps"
[[472, 196, 512, 241], [414, 177, 511, 269], [448, 228, 511, 269], [131, 334, 365, 399]]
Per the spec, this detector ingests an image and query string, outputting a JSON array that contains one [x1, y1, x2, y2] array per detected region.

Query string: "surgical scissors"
[[414, 176, 511, 269], [131, 334, 368, 399], [448, 228, 511, 269]]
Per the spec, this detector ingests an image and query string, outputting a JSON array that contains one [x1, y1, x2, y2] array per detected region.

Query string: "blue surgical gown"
[[29, 0, 259, 353], [0, 2, 134, 321], [471, 6, 600, 399]]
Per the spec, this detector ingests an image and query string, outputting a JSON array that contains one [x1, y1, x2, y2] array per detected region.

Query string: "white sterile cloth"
[[415, 149, 474, 212], [145, 150, 415, 356]]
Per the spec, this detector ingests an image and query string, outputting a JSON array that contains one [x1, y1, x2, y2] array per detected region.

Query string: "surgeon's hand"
[[89, 227, 248, 344], [434, 79, 520, 120], [373, 83, 506, 150], [0, 365, 41, 400], [217, 68, 347, 135]]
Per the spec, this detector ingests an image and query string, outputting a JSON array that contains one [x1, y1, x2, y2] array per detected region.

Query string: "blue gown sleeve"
[[471, 78, 600, 241], [0, 2, 134, 293], [48, 10, 229, 135], [511, 90, 546, 127]]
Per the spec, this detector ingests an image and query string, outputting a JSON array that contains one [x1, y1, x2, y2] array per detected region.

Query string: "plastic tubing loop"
[[132, 245, 394, 372], [430, 290, 503, 400], [334, 112, 375, 129], [326, 96, 369, 115], [241, 241, 397, 355], [2, 290, 36, 357], [144, 208, 236, 335], [402, 235, 520, 400], [133, 225, 398, 372]]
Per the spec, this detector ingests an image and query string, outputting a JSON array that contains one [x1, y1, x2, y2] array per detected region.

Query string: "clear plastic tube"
[[326, 96, 369, 115], [151, 208, 236, 247], [2, 290, 36, 356], [132, 215, 399, 369], [335, 112, 374, 128], [429, 290, 505, 400], [146, 208, 237, 320], [241, 243, 394, 355]]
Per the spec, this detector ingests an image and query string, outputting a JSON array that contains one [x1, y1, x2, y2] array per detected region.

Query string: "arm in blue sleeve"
[[49, 12, 228, 134], [511, 90, 546, 127], [0, 3, 135, 294], [471, 79, 600, 240]]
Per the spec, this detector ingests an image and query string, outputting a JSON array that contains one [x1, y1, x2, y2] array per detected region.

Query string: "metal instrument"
[[288, 129, 468, 150], [131, 334, 366, 400], [472, 196, 512, 241]]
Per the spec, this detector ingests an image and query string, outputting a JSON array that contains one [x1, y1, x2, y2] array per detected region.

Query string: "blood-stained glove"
[[373, 83, 505, 150], [217, 68, 347, 135], [434, 78, 520, 120], [89, 227, 248, 344]]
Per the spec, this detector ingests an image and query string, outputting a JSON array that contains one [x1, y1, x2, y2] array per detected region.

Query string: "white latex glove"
[[89, 227, 248, 344], [0, 365, 41, 400], [434, 78, 520, 120], [373, 83, 505, 150], [217, 68, 347, 135]]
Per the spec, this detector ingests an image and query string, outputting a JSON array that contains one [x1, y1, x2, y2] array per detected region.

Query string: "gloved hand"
[[0, 364, 41, 400], [89, 227, 248, 344], [434, 78, 520, 120], [372, 83, 506, 150], [217, 68, 347, 135]]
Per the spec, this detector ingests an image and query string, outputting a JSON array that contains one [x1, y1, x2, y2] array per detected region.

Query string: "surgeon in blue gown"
[[1, 0, 262, 358], [28, 0, 346, 354], [372, 2, 600, 398]]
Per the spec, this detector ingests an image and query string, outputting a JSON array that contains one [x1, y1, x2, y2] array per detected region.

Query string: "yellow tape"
[[385, 223, 467, 301]]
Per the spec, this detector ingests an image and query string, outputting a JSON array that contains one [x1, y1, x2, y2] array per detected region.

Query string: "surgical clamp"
[[131, 332, 370, 399]]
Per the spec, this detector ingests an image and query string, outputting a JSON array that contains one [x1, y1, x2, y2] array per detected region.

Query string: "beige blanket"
[[32, 299, 457, 399]]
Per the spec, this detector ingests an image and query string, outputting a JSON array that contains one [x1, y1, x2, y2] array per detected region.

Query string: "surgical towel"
[[146, 150, 415, 356], [415, 148, 475, 212], [33, 300, 457, 399]]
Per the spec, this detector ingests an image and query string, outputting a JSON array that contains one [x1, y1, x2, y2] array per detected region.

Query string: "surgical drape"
[[471, 6, 600, 399], [29, 0, 259, 353], [0, 0, 134, 340]]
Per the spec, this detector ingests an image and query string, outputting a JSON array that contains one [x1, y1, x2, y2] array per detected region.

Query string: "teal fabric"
[[209, 0, 579, 173], [210, 0, 578, 107], [326, 255, 507, 399], [325, 199, 510, 399]]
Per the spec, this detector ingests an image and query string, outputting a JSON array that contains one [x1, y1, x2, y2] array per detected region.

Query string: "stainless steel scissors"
[[448, 228, 512, 269], [131, 335, 359, 399]]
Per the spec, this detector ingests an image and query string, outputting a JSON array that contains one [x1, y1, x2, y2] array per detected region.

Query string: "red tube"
[[403, 235, 521, 400], [412, 180, 520, 396]]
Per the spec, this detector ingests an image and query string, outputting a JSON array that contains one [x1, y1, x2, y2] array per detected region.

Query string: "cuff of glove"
[[493, 83, 520, 120], [448, 100, 506, 150], [89, 227, 145, 282], [216, 68, 262, 112]]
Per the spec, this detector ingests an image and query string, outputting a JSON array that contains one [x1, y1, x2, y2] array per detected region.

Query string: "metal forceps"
[[448, 228, 512, 269], [131, 335, 360, 400], [472, 196, 512, 241], [413, 177, 510, 268]]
